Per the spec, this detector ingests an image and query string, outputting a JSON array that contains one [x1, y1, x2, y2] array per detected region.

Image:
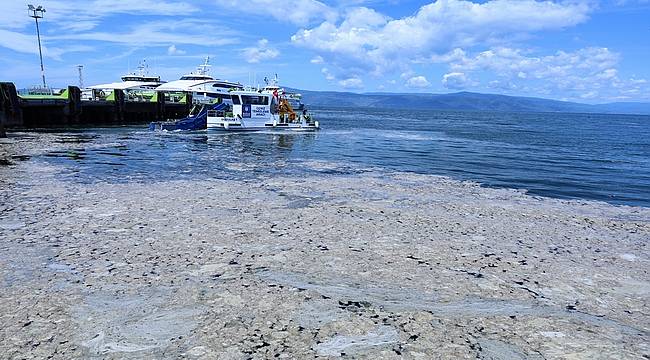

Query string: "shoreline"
[[1, 134, 649, 358]]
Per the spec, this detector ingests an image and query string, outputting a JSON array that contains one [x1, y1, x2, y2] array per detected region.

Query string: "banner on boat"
[[242, 104, 251, 118], [252, 105, 270, 118]]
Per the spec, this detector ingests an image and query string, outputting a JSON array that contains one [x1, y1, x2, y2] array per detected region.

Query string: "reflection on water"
[[39, 107, 650, 207], [45, 149, 87, 161]]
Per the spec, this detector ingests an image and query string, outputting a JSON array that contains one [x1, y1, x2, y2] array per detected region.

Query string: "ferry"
[[84, 60, 164, 100], [155, 57, 243, 104], [206, 88, 319, 131]]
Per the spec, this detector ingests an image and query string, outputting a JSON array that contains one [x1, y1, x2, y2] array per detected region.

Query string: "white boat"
[[84, 60, 164, 101], [155, 57, 243, 104], [206, 88, 319, 131]]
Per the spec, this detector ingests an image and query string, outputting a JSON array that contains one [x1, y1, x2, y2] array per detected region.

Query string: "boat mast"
[[197, 56, 211, 75]]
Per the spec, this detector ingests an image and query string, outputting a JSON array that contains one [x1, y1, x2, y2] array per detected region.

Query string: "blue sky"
[[1, 0, 648, 103]]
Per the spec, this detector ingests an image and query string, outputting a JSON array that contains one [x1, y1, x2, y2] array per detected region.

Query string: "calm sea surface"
[[40, 107, 650, 207]]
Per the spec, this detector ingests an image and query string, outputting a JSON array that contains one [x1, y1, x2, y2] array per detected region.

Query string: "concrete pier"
[[0, 82, 193, 129]]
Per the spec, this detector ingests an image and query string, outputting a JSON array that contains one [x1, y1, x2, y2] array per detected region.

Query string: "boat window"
[[180, 76, 209, 80], [231, 95, 241, 105], [213, 83, 236, 89], [241, 95, 269, 105]]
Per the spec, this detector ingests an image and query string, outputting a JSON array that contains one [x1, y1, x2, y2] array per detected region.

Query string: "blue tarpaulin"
[[149, 103, 228, 131]]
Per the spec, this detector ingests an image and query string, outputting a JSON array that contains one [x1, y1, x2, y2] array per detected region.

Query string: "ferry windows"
[[231, 95, 241, 105], [180, 76, 210, 80], [241, 95, 269, 105]]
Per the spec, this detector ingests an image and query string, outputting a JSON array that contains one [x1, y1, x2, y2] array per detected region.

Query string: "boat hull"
[[207, 116, 319, 132], [207, 123, 320, 132]]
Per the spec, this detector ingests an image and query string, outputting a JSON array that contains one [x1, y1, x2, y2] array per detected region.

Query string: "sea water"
[[40, 107, 650, 207]]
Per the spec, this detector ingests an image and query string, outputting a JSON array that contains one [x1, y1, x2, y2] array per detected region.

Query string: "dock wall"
[[0, 82, 193, 129], [1, 83, 23, 134]]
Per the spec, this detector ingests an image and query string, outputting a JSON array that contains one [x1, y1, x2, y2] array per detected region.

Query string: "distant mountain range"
[[291, 89, 650, 115]]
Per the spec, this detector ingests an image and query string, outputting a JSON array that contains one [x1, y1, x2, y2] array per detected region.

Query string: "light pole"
[[77, 65, 84, 88], [27, 4, 47, 89]]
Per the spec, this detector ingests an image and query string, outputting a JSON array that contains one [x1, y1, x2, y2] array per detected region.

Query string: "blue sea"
[[40, 107, 650, 207]]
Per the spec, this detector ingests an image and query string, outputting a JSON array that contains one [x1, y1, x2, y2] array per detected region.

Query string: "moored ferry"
[[84, 60, 164, 101], [155, 57, 243, 104]]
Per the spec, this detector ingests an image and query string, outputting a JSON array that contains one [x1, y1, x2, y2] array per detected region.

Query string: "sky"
[[0, 0, 648, 103]]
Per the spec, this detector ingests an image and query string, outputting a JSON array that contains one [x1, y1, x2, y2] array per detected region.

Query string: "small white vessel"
[[155, 57, 243, 104], [207, 87, 319, 131]]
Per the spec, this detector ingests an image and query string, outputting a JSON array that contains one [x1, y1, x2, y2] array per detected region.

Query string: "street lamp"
[[27, 4, 47, 89], [77, 64, 84, 88]]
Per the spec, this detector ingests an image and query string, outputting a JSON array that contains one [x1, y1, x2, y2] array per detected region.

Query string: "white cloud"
[[167, 45, 187, 56], [0, 1, 208, 58], [310, 56, 324, 64], [339, 77, 364, 89], [49, 19, 239, 47], [488, 79, 517, 90], [439, 47, 620, 79], [0, 29, 47, 57], [0, 2, 35, 29], [242, 39, 279, 63], [48, 0, 198, 27], [400, 71, 415, 80], [580, 90, 598, 99], [213, 0, 337, 26], [292, 0, 591, 81], [434, 46, 649, 100], [406, 75, 430, 88], [442, 72, 473, 89], [611, 0, 650, 5], [321, 68, 335, 81], [0, 29, 93, 60], [0, 1, 199, 32]]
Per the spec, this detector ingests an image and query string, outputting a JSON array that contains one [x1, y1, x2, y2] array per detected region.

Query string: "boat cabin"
[[120, 75, 161, 83]]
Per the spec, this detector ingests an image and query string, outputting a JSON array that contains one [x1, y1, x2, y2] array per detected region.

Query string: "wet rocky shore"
[[1, 133, 649, 359]]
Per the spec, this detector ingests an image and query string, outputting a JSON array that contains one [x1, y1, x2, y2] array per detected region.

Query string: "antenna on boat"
[[197, 56, 211, 75], [136, 59, 148, 76], [76, 64, 84, 88]]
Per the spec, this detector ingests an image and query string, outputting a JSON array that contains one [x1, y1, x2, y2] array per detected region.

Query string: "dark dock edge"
[[0, 82, 193, 130]]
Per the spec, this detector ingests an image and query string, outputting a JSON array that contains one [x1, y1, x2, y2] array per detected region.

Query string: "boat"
[[155, 57, 243, 105], [84, 60, 164, 101], [148, 102, 228, 131], [206, 88, 319, 131]]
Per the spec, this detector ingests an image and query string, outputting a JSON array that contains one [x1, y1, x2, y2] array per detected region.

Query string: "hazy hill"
[[290, 89, 650, 115]]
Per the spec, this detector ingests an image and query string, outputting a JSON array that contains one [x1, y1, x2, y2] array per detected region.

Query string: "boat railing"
[[207, 110, 230, 117]]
